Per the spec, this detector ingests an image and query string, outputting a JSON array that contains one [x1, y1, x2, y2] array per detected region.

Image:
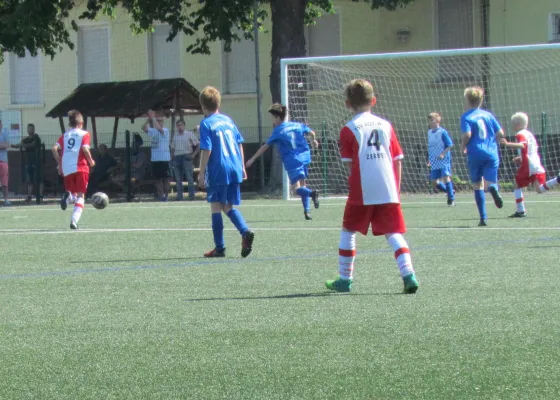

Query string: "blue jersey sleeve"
[[235, 127, 245, 144], [266, 132, 280, 146], [441, 129, 453, 148], [199, 122, 212, 151], [460, 114, 471, 134], [300, 124, 312, 135]]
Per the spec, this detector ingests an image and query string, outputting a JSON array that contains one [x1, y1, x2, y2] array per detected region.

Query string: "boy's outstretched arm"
[[246, 143, 270, 168], [198, 150, 211, 188], [239, 144, 248, 179], [83, 146, 96, 167], [343, 161, 352, 177], [394, 159, 402, 193], [500, 137, 525, 149], [52, 144, 62, 175], [306, 131, 319, 149]]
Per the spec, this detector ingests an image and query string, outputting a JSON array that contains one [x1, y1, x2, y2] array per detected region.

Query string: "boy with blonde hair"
[[325, 79, 418, 294], [501, 112, 560, 217], [197, 86, 254, 258], [460, 86, 505, 226], [427, 112, 455, 206]]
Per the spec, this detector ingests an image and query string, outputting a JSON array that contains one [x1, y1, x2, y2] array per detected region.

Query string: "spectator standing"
[[130, 134, 148, 197], [142, 110, 170, 201], [12, 123, 43, 202], [171, 120, 199, 200], [0, 120, 11, 206]]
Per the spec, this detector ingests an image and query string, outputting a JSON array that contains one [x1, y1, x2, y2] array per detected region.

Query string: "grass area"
[[1, 194, 559, 399]]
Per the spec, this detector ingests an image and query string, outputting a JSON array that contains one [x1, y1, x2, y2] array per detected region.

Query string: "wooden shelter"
[[45, 78, 203, 148]]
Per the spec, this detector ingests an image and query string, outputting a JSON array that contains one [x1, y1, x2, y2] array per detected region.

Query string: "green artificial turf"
[[0, 194, 559, 399]]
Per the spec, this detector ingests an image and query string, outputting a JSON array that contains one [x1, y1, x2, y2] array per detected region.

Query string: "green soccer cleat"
[[402, 273, 419, 294], [325, 277, 353, 292]]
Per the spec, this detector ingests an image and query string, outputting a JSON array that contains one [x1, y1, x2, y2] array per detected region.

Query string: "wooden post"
[[111, 117, 119, 149], [91, 117, 98, 148], [58, 117, 65, 134]]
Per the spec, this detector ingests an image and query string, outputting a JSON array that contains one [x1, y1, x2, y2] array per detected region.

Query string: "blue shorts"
[[207, 183, 241, 205], [287, 164, 309, 185], [430, 166, 452, 181], [468, 157, 499, 183]]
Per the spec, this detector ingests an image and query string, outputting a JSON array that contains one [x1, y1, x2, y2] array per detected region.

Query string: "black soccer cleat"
[[70, 221, 78, 230], [447, 199, 455, 206], [509, 211, 526, 218], [241, 230, 255, 258], [478, 219, 488, 227], [488, 186, 503, 209], [311, 190, 320, 209], [304, 212, 312, 220], [204, 248, 226, 258], [60, 191, 70, 211]]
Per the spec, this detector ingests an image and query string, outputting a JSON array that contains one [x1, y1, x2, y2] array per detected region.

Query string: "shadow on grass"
[[184, 292, 403, 302], [72, 257, 202, 264]]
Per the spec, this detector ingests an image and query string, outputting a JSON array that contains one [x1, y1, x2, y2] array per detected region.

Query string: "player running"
[[197, 86, 255, 258], [460, 86, 505, 226], [325, 79, 419, 294], [426, 112, 455, 206], [500, 112, 560, 217], [52, 110, 95, 230], [246, 104, 320, 220]]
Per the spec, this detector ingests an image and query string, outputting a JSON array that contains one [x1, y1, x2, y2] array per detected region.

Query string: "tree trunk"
[[267, 0, 308, 191]]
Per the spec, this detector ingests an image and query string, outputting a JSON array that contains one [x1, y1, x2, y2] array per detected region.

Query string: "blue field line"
[[0, 236, 558, 280]]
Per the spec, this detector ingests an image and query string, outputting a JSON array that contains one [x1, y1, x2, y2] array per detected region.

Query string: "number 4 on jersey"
[[367, 129, 381, 150]]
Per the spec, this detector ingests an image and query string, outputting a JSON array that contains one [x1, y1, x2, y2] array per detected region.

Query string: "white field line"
[[3, 198, 560, 212], [1, 226, 560, 236]]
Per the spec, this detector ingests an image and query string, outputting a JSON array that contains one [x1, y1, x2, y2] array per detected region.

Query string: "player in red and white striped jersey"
[[325, 79, 418, 294], [51, 110, 95, 229], [501, 112, 560, 218]]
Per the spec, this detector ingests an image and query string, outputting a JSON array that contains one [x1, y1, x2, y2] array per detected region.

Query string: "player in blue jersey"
[[246, 103, 320, 220], [460, 86, 505, 226], [427, 112, 455, 206], [196, 86, 254, 258]]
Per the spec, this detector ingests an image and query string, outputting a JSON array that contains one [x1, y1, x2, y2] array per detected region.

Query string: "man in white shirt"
[[142, 110, 171, 201], [171, 120, 199, 200], [0, 120, 11, 206]]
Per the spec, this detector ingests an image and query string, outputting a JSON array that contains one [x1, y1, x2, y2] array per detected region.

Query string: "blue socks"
[[296, 187, 312, 213], [227, 208, 249, 235], [211, 213, 225, 250], [474, 190, 487, 220], [446, 181, 455, 201], [436, 182, 447, 192]]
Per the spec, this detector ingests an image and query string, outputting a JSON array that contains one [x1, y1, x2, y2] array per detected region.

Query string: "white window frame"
[[305, 8, 342, 57], [7, 50, 43, 107], [146, 24, 183, 79], [76, 22, 112, 84], [221, 35, 258, 95], [549, 13, 560, 43]]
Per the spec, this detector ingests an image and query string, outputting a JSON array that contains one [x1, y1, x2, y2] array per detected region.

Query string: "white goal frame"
[[280, 43, 560, 200]]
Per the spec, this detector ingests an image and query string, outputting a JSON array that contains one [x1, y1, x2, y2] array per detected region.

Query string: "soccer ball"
[[92, 192, 109, 210]]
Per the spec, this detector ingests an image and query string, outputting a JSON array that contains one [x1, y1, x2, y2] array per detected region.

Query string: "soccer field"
[[1, 194, 559, 399]]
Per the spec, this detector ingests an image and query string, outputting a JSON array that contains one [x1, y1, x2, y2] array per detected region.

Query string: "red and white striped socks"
[[72, 197, 84, 224], [514, 188, 525, 213], [386, 233, 415, 278], [338, 231, 356, 280]]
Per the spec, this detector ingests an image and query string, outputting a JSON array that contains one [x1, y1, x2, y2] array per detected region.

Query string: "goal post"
[[280, 43, 560, 200]]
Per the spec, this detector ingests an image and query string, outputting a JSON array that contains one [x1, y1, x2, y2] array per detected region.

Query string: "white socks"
[[514, 188, 525, 213], [386, 233, 415, 278], [338, 231, 356, 280], [72, 197, 84, 224]]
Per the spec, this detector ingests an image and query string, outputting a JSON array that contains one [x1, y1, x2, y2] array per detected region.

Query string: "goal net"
[[281, 43, 560, 199]]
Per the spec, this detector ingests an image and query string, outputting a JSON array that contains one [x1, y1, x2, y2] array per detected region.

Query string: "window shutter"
[[149, 25, 181, 79], [78, 26, 110, 83], [10, 51, 41, 104], [224, 37, 257, 94]]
